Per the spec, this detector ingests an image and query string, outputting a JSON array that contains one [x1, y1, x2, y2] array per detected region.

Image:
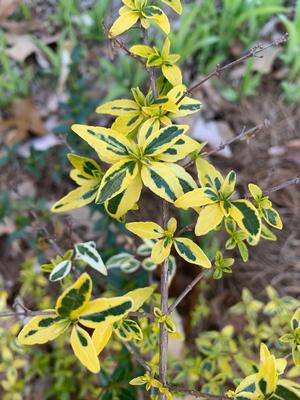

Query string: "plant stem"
[[168, 271, 205, 314], [185, 34, 289, 97], [141, 26, 158, 98]]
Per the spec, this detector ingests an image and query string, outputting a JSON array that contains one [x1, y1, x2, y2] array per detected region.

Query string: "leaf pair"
[[229, 343, 300, 400], [109, 0, 182, 37], [130, 38, 182, 86], [280, 308, 300, 367], [18, 273, 153, 373], [44, 242, 107, 282], [175, 158, 262, 241], [96, 84, 201, 136], [51, 154, 103, 213], [126, 217, 211, 268], [71, 122, 199, 220]]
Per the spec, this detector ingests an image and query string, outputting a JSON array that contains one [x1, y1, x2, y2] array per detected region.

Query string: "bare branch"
[[128, 311, 155, 321], [0, 310, 55, 318], [141, 25, 158, 98], [168, 271, 206, 314], [123, 341, 152, 372], [103, 22, 147, 67], [183, 120, 270, 170], [186, 34, 289, 95], [167, 384, 231, 400], [263, 173, 300, 196]]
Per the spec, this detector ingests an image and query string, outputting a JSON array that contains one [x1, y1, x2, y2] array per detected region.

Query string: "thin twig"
[[167, 384, 231, 400], [159, 201, 170, 400], [128, 311, 155, 321], [263, 173, 300, 196], [0, 310, 55, 318], [11, 181, 64, 257], [123, 341, 152, 372], [186, 34, 289, 96], [141, 26, 158, 98], [103, 22, 147, 67], [0, 310, 155, 320], [176, 223, 196, 237], [168, 271, 206, 314], [183, 120, 270, 170]]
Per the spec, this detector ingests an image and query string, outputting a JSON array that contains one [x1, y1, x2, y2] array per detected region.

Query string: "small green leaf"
[[49, 260, 72, 282]]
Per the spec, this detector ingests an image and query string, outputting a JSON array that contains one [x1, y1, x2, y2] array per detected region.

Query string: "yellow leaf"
[[196, 158, 223, 189], [70, 325, 100, 373], [142, 6, 170, 34], [141, 161, 183, 203], [262, 207, 283, 230], [126, 287, 154, 312], [248, 183, 263, 200], [51, 184, 98, 213], [125, 221, 164, 239], [157, 135, 200, 162], [151, 238, 172, 264], [195, 203, 224, 236], [175, 187, 217, 209], [162, 64, 182, 86], [105, 174, 142, 221], [92, 324, 113, 355], [138, 118, 160, 146], [68, 154, 102, 179], [112, 113, 144, 135], [96, 99, 139, 116], [141, 124, 188, 156], [130, 44, 154, 58], [161, 0, 182, 14], [221, 170, 236, 198], [230, 200, 261, 241], [167, 217, 177, 234], [174, 237, 211, 268], [71, 124, 132, 164], [55, 273, 92, 320], [18, 313, 70, 345], [109, 10, 140, 37], [96, 159, 139, 203], [79, 296, 134, 328]]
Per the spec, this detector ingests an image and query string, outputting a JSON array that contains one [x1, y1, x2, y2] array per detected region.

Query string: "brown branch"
[[11, 181, 64, 257], [141, 26, 158, 98], [0, 310, 55, 318], [123, 341, 152, 372], [186, 34, 289, 95], [159, 201, 170, 399], [128, 311, 155, 321], [122, 343, 229, 399], [167, 384, 231, 400], [263, 173, 300, 196], [168, 271, 206, 314], [0, 309, 155, 320], [176, 223, 196, 237], [103, 22, 147, 67], [183, 120, 270, 170]]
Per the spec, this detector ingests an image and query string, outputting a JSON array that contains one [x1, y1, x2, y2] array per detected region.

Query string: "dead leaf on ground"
[[5, 32, 61, 62], [6, 34, 38, 62], [0, 0, 21, 21], [0, 98, 46, 145]]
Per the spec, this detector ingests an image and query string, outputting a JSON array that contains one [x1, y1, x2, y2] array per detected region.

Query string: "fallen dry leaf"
[[6, 34, 38, 62], [0, 97, 46, 145], [0, 0, 21, 21]]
